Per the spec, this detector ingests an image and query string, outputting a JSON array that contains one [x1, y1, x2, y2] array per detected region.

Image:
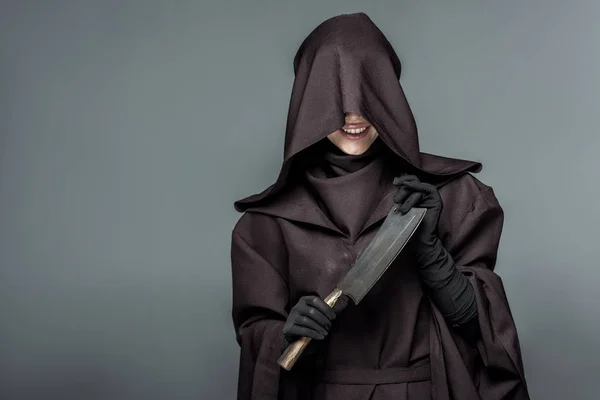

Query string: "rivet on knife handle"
[[277, 287, 343, 370]]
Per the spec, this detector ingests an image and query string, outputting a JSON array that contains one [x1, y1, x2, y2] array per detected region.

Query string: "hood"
[[234, 12, 481, 213]]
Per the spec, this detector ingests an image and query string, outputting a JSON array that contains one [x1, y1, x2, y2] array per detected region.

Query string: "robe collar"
[[242, 163, 468, 240]]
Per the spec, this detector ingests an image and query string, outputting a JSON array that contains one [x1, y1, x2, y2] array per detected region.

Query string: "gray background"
[[1, 0, 598, 399]]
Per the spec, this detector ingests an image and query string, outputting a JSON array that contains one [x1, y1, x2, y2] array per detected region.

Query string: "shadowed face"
[[326, 112, 379, 155]]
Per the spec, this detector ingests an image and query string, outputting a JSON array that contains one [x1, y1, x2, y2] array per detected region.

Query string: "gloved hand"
[[392, 174, 443, 258], [281, 295, 337, 355], [392, 174, 479, 334]]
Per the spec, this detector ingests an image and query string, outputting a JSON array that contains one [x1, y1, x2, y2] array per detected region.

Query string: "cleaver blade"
[[339, 206, 426, 304], [278, 205, 427, 370]]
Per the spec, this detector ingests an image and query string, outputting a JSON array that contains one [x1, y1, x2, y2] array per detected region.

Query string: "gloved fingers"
[[397, 180, 436, 195], [393, 174, 420, 186], [332, 294, 349, 314], [393, 184, 415, 205], [285, 324, 326, 340], [294, 314, 329, 336], [297, 305, 332, 330], [398, 181, 441, 205], [283, 310, 327, 338], [398, 192, 422, 214], [306, 295, 336, 321]]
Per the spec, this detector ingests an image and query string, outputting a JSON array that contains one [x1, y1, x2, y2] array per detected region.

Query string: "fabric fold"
[[304, 139, 391, 241]]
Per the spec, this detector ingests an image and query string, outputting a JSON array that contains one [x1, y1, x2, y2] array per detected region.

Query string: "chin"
[[338, 145, 370, 155]]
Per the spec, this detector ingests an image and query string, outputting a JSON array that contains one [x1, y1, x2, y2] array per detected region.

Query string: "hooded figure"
[[231, 12, 529, 400]]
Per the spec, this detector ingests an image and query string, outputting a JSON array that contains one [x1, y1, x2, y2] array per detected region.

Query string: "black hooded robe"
[[231, 12, 529, 400]]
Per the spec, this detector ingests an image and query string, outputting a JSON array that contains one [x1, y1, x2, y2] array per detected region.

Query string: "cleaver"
[[277, 205, 427, 370]]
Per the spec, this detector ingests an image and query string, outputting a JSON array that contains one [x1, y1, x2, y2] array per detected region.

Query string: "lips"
[[340, 125, 370, 140], [342, 123, 368, 130]]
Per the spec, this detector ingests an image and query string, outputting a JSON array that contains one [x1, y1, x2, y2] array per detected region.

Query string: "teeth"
[[342, 127, 367, 134]]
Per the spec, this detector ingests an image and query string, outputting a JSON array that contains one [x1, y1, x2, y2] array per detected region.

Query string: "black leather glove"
[[393, 174, 442, 255], [281, 295, 337, 355], [392, 175, 479, 339]]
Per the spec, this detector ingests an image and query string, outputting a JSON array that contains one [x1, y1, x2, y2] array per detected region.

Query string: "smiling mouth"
[[342, 126, 367, 134], [340, 125, 370, 140]]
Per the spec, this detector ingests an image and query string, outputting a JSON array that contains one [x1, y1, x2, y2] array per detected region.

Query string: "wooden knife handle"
[[277, 287, 343, 371]]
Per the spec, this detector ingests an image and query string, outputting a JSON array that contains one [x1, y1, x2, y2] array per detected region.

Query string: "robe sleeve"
[[437, 185, 530, 399], [231, 217, 289, 400]]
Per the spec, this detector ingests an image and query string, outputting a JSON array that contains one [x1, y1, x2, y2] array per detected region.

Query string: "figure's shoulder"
[[232, 211, 284, 248], [439, 172, 498, 197], [438, 172, 501, 216], [231, 211, 289, 268], [435, 173, 504, 244]]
